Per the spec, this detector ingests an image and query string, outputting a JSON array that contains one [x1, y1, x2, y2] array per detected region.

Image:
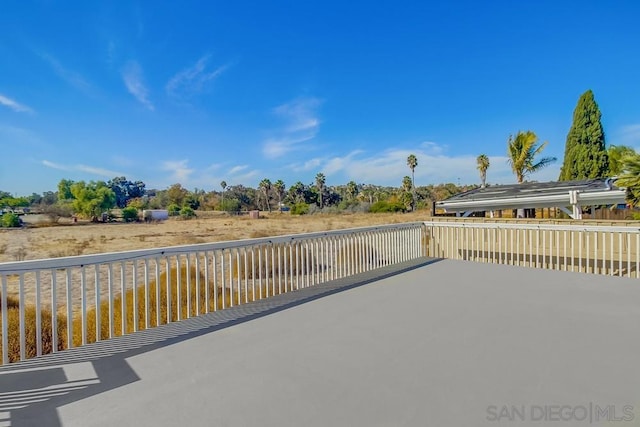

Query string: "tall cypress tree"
[[558, 90, 609, 181]]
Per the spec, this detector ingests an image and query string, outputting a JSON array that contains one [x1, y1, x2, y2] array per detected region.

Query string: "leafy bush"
[[167, 203, 181, 216], [291, 203, 309, 215], [219, 198, 241, 213], [121, 207, 139, 222], [179, 206, 196, 219], [1, 213, 21, 228], [369, 201, 405, 213]]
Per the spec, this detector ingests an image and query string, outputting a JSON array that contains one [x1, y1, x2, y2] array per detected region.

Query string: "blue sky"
[[2, 1, 640, 196]]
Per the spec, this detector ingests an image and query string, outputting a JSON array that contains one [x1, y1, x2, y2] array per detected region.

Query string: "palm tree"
[[476, 154, 490, 188], [273, 179, 285, 210], [407, 154, 418, 210], [507, 131, 556, 217], [616, 153, 640, 206], [407, 154, 418, 187], [315, 173, 326, 209], [259, 178, 272, 212], [507, 131, 556, 184], [346, 180, 358, 201], [289, 181, 306, 204], [220, 180, 227, 208]]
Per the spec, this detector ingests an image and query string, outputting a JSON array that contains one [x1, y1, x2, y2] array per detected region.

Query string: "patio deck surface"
[[1, 258, 639, 426]]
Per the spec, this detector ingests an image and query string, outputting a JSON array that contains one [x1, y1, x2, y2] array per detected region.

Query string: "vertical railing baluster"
[[627, 233, 631, 278], [610, 232, 614, 276], [51, 270, 58, 353], [277, 245, 283, 293], [120, 262, 127, 335], [2, 275, 8, 364], [19, 274, 25, 360], [66, 270, 72, 349], [619, 232, 623, 277], [81, 266, 87, 345], [165, 257, 172, 323], [108, 263, 114, 337], [251, 247, 257, 299], [242, 248, 248, 302], [144, 259, 150, 329], [213, 251, 219, 310], [271, 244, 277, 293], [185, 255, 191, 317], [257, 246, 263, 299], [177, 255, 183, 319], [155, 258, 161, 326], [220, 250, 227, 307], [132, 261, 138, 331], [95, 265, 102, 340], [196, 253, 201, 314], [35, 271, 42, 356], [204, 252, 210, 313]]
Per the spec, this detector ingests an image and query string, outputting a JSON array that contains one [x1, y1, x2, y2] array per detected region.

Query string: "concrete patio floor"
[[1, 258, 639, 426]]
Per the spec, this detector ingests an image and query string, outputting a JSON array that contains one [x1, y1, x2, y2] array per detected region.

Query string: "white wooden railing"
[[2, 220, 639, 366], [0, 223, 425, 364], [424, 221, 640, 278]]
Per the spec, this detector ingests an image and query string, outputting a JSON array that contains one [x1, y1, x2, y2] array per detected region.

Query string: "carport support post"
[[569, 190, 582, 220]]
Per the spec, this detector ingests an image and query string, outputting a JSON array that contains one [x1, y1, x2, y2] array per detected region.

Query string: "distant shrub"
[[167, 203, 181, 216], [219, 198, 241, 213], [121, 207, 139, 222], [291, 203, 309, 215], [179, 206, 196, 219], [369, 201, 405, 213], [1, 213, 21, 228], [40, 202, 73, 224]]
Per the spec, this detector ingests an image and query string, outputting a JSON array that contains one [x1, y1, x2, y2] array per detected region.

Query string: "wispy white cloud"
[[166, 55, 228, 99], [77, 165, 124, 177], [161, 159, 193, 183], [290, 157, 323, 172], [231, 170, 259, 184], [263, 97, 322, 159], [39, 52, 92, 93], [41, 160, 124, 177], [289, 142, 561, 186], [0, 94, 33, 113], [228, 165, 248, 175], [122, 61, 154, 110], [42, 160, 70, 171]]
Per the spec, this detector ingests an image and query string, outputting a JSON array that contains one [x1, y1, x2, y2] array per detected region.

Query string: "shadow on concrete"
[[0, 257, 441, 427]]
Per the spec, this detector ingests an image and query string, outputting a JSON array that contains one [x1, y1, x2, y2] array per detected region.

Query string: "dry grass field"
[[0, 211, 427, 263]]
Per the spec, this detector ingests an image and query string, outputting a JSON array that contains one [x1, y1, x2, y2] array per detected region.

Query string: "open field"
[[0, 211, 427, 264]]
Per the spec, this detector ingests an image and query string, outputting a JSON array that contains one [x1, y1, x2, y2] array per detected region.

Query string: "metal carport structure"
[[435, 178, 627, 219]]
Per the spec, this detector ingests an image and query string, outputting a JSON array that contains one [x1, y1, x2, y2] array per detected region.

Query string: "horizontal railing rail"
[[0, 222, 426, 365], [423, 220, 640, 278]]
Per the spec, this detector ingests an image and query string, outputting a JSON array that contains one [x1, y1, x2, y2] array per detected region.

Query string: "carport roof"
[[435, 178, 627, 215]]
